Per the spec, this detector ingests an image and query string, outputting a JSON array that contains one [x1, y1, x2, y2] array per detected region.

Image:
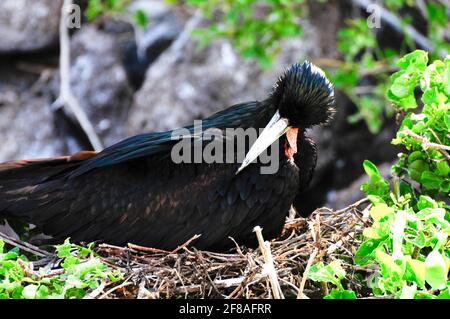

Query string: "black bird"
[[0, 62, 335, 251]]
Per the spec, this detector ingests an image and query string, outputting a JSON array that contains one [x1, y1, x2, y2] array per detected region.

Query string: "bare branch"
[[403, 128, 450, 161], [351, 0, 447, 58], [55, 0, 103, 151]]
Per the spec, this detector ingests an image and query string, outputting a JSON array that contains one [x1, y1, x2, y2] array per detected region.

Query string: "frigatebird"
[[0, 62, 335, 251]]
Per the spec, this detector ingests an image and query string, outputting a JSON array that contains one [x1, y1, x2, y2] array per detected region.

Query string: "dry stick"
[[334, 197, 370, 215], [54, 0, 102, 151], [253, 226, 284, 299], [99, 275, 134, 299], [127, 234, 201, 255], [296, 248, 318, 299], [85, 280, 107, 299], [351, 0, 441, 56], [127, 243, 171, 254], [170, 234, 202, 254], [403, 128, 450, 161], [0, 232, 52, 258]]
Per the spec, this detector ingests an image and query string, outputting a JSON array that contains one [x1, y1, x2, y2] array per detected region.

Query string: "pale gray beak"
[[236, 110, 290, 174]]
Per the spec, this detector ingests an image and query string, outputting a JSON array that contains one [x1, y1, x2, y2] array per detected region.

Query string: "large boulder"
[[0, 0, 62, 54]]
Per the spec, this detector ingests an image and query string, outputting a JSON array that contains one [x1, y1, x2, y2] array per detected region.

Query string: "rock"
[[0, 93, 65, 163], [127, 19, 322, 135], [0, 0, 62, 53], [67, 25, 134, 147]]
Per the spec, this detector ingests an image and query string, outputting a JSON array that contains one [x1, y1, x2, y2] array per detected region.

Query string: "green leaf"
[[324, 288, 357, 299], [425, 250, 447, 290], [396, 50, 428, 70], [405, 256, 426, 288], [436, 161, 450, 177], [36, 285, 49, 299], [421, 171, 444, 190], [370, 204, 394, 222], [56, 238, 72, 258], [437, 285, 450, 299], [354, 239, 381, 266], [363, 159, 381, 180], [308, 261, 346, 289], [375, 248, 403, 278], [22, 285, 38, 299], [417, 195, 438, 210], [399, 282, 417, 299], [133, 9, 148, 28]]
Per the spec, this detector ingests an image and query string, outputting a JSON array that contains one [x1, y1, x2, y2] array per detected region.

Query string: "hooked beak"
[[236, 110, 290, 174]]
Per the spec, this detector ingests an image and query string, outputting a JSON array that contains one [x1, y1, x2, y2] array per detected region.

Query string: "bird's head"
[[272, 61, 335, 128], [237, 61, 335, 174]]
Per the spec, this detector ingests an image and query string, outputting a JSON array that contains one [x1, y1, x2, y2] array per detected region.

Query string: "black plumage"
[[0, 61, 335, 251]]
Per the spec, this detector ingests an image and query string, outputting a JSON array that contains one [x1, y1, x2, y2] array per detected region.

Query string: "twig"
[[351, 0, 443, 56], [253, 226, 284, 299], [55, 0, 103, 151], [84, 280, 107, 299], [403, 128, 450, 161], [297, 248, 318, 299], [0, 232, 52, 258], [170, 234, 202, 254], [127, 243, 171, 254], [99, 276, 134, 299], [127, 234, 201, 255]]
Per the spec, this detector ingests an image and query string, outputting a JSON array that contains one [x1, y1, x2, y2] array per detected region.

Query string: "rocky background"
[[0, 0, 399, 215]]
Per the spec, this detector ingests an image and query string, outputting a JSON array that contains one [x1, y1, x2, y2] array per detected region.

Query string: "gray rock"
[[0, 0, 62, 53], [68, 25, 134, 147], [0, 93, 65, 163], [127, 20, 322, 135]]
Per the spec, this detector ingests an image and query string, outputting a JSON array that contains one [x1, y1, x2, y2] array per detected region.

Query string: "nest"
[[1, 198, 372, 299], [92, 198, 372, 299]]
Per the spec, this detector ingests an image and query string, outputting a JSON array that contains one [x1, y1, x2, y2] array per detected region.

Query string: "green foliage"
[[0, 239, 122, 299], [308, 51, 449, 299], [181, 0, 449, 133], [307, 260, 357, 299], [180, 0, 306, 69], [86, 0, 148, 28], [389, 50, 450, 196], [330, 0, 449, 133]]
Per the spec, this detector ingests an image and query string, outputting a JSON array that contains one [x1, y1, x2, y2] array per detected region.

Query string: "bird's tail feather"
[[0, 151, 96, 222]]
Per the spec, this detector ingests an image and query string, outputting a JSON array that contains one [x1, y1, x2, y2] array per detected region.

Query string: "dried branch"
[[54, 0, 103, 151], [0, 231, 52, 258], [297, 248, 318, 299], [254, 226, 284, 299], [351, 0, 440, 56], [403, 128, 450, 161]]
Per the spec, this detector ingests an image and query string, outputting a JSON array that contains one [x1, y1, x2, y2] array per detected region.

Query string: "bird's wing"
[[69, 101, 263, 178]]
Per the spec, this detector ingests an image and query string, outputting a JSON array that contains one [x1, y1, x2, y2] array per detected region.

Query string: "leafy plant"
[[308, 50, 449, 299], [86, 0, 148, 28], [307, 260, 356, 299], [0, 239, 122, 299], [177, 0, 307, 69], [179, 0, 449, 133]]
